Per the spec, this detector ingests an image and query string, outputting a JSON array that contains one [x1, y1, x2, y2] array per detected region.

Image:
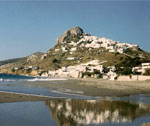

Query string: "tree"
[[115, 67, 133, 75], [11, 68, 15, 72], [52, 58, 58, 63]]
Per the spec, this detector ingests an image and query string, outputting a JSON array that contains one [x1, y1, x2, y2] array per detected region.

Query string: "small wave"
[[0, 78, 67, 82], [0, 78, 3, 82], [27, 78, 67, 82]]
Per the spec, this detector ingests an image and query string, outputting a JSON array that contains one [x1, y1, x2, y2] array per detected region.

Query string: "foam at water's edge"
[[0, 78, 3, 82], [0, 78, 67, 82], [27, 78, 67, 82]]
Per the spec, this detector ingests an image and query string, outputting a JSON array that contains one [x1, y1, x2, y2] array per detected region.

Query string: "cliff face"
[[0, 27, 150, 76]]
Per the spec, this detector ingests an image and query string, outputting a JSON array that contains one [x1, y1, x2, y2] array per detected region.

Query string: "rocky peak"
[[69, 27, 84, 36], [56, 27, 84, 44]]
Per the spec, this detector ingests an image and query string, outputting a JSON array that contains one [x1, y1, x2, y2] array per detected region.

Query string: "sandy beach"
[[75, 78, 150, 96], [1, 78, 150, 103], [20, 78, 150, 97], [0, 91, 54, 103]]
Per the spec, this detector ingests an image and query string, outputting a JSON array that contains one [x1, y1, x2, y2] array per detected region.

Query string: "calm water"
[[1, 99, 150, 126], [0, 74, 150, 126], [0, 74, 100, 99]]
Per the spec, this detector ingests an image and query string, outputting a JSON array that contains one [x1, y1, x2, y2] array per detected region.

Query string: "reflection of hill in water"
[[45, 99, 150, 126]]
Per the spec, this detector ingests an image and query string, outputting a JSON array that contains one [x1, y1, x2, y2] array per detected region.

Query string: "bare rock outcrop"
[[27, 52, 43, 63], [56, 27, 84, 44]]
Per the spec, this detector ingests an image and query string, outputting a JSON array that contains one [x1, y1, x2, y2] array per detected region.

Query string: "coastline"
[[28, 77, 150, 97], [1, 78, 150, 103]]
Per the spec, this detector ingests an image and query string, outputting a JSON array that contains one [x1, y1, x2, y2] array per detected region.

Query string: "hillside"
[[36, 27, 150, 70], [0, 57, 25, 66], [0, 52, 43, 74], [0, 27, 150, 76]]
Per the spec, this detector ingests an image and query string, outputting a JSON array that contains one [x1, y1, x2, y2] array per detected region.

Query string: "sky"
[[0, 1, 150, 60]]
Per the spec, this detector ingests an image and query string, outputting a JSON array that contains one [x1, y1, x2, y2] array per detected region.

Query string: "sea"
[[0, 73, 150, 126]]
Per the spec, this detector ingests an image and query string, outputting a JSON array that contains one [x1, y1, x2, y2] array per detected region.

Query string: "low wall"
[[117, 75, 150, 81], [117, 76, 132, 81], [135, 75, 150, 81]]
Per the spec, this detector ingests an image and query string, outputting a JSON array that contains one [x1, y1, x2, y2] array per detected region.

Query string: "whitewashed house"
[[142, 63, 150, 74], [66, 57, 76, 60], [70, 47, 77, 52], [107, 71, 117, 80], [132, 67, 142, 73]]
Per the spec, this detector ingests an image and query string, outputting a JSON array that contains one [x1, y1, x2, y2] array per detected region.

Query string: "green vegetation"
[[81, 69, 103, 79], [115, 56, 150, 75], [103, 67, 109, 73], [144, 69, 150, 75], [11, 68, 15, 72], [52, 58, 59, 63], [3, 45, 150, 76], [117, 67, 133, 75]]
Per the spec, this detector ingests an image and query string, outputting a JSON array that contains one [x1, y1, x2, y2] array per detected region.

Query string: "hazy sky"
[[0, 1, 150, 60]]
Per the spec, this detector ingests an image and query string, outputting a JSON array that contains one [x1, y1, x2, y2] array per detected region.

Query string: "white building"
[[77, 35, 138, 54], [55, 49, 60, 52], [47, 60, 104, 78], [66, 57, 76, 60], [62, 47, 68, 52], [68, 41, 77, 46], [107, 71, 117, 80], [70, 47, 77, 52], [132, 67, 142, 73], [142, 63, 150, 74], [132, 63, 150, 74]]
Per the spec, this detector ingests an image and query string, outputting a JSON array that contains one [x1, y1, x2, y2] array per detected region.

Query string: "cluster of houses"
[[42, 60, 104, 78], [41, 60, 116, 80], [78, 36, 138, 53], [132, 63, 150, 74], [56, 35, 138, 54], [1, 60, 149, 81], [40, 35, 150, 81], [40, 59, 150, 81]]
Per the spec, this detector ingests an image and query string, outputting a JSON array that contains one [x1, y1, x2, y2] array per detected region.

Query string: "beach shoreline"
[[1, 78, 150, 103], [0, 91, 55, 103], [74, 78, 150, 96]]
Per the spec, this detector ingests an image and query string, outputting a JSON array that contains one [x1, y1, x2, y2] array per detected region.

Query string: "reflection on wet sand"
[[45, 99, 150, 126]]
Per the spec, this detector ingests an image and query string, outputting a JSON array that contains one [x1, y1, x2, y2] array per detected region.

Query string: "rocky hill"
[[38, 27, 150, 70], [0, 52, 43, 75], [0, 27, 150, 76]]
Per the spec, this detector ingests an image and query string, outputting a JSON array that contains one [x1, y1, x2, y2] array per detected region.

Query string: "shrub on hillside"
[[144, 69, 150, 75]]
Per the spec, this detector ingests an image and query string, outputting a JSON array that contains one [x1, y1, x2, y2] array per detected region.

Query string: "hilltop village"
[[1, 27, 150, 81]]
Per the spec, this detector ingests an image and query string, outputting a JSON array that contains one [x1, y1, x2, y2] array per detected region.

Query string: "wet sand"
[[0, 91, 52, 103], [20, 78, 150, 97], [75, 78, 150, 96], [1, 78, 150, 103]]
